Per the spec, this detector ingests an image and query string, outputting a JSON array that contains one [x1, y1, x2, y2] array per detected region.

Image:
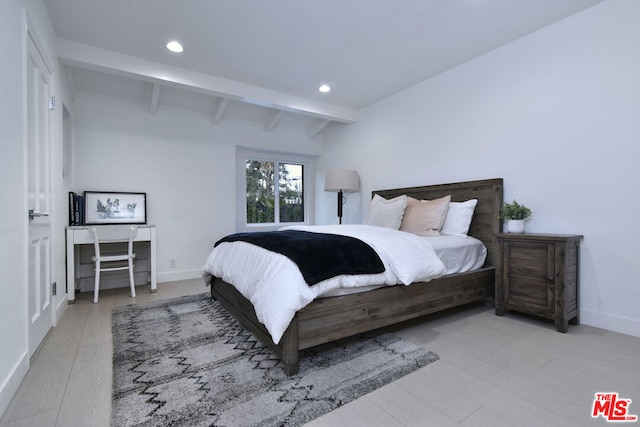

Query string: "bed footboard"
[[211, 278, 300, 375]]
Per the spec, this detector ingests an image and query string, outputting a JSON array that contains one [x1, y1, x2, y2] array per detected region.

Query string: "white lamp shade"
[[325, 170, 359, 192]]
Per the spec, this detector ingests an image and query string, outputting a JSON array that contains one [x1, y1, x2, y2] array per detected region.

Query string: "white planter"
[[506, 219, 525, 233]]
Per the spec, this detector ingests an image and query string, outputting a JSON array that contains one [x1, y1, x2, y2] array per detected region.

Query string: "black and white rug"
[[111, 293, 439, 426]]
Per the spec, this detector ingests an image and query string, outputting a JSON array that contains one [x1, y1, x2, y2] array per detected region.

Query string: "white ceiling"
[[45, 0, 603, 132]]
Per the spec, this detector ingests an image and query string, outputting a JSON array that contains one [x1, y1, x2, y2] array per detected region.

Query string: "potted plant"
[[500, 199, 532, 233]]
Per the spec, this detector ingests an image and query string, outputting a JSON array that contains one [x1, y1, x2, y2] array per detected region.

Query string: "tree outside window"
[[246, 160, 304, 224]]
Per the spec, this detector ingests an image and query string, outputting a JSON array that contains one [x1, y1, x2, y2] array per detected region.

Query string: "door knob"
[[28, 209, 49, 221]]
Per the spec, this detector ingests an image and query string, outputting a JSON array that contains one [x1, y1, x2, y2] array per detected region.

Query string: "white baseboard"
[[580, 309, 640, 338], [0, 352, 29, 420], [77, 270, 203, 293], [55, 294, 67, 326], [157, 269, 202, 283]]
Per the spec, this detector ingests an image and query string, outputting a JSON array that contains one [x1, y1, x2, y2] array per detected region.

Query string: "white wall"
[[73, 90, 322, 282], [2, 1, 637, 417], [0, 0, 72, 416], [316, 0, 640, 337]]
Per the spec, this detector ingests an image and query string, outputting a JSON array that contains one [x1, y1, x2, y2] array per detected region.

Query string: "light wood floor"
[[2, 279, 638, 426]]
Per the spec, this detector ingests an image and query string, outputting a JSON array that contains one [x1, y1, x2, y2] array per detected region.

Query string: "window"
[[245, 160, 304, 224], [237, 150, 313, 231]]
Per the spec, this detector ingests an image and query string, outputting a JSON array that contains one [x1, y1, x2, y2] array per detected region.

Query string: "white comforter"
[[201, 224, 446, 344]]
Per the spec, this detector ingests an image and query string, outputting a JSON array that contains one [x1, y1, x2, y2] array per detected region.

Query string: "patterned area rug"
[[111, 293, 439, 426]]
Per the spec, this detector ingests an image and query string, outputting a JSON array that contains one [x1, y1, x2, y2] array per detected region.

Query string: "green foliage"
[[246, 160, 275, 223], [245, 160, 304, 224], [500, 199, 532, 220]]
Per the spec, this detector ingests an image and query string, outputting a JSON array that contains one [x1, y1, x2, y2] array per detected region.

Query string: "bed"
[[205, 178, 503, 375]]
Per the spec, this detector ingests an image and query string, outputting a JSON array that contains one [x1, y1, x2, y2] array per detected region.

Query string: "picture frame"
[[84, 191, 147, 225]]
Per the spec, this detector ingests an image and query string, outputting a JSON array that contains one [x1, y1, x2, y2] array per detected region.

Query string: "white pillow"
[[440, 199, 478, 236], [367, 194, 407, 229]]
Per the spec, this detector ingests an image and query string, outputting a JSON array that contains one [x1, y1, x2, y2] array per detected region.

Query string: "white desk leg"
[[66, 229, 76, 304], [150, 227, 157, 293]]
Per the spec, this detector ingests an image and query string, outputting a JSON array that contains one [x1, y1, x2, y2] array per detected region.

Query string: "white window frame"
[[236, 148, 314, 232]]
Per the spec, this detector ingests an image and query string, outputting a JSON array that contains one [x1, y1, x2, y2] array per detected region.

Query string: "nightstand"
[[494, 233, 583, 332]]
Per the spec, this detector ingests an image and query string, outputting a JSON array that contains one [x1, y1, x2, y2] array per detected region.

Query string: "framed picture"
[[84, 191, 147, 225]]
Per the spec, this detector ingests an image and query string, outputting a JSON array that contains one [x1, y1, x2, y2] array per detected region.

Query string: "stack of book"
[[68, 192, 84, 226]]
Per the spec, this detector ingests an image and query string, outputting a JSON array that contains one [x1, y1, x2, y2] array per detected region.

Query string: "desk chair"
[[88, 225, 138, 303]]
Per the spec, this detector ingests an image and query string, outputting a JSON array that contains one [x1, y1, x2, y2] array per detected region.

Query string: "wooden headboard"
[[373, 178, 503, 267]]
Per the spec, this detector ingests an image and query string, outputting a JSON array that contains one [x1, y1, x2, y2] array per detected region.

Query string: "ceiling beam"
[[56, 38, 358, 124], [213, 98, 229, 124], [265, 110, 284, 132], [307, 119, 331, 139]]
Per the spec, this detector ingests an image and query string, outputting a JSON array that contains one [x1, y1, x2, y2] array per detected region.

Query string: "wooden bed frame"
[[210, 178, 503, 375]]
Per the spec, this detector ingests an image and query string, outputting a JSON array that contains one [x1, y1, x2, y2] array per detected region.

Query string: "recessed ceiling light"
[[318, 84, 331, 93], [166, 41, 184, 53]]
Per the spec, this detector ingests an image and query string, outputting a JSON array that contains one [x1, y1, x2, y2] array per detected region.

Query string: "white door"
[[26, 29, 54, 356]]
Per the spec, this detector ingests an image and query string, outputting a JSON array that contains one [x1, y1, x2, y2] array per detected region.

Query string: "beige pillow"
[[400, 195, 451, 236]]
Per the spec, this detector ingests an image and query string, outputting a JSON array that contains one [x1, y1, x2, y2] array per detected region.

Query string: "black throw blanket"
[[215, 230, 385, 285]]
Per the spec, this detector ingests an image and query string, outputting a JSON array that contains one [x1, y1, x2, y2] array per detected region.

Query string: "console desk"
[[66, 225, 157, 303]]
